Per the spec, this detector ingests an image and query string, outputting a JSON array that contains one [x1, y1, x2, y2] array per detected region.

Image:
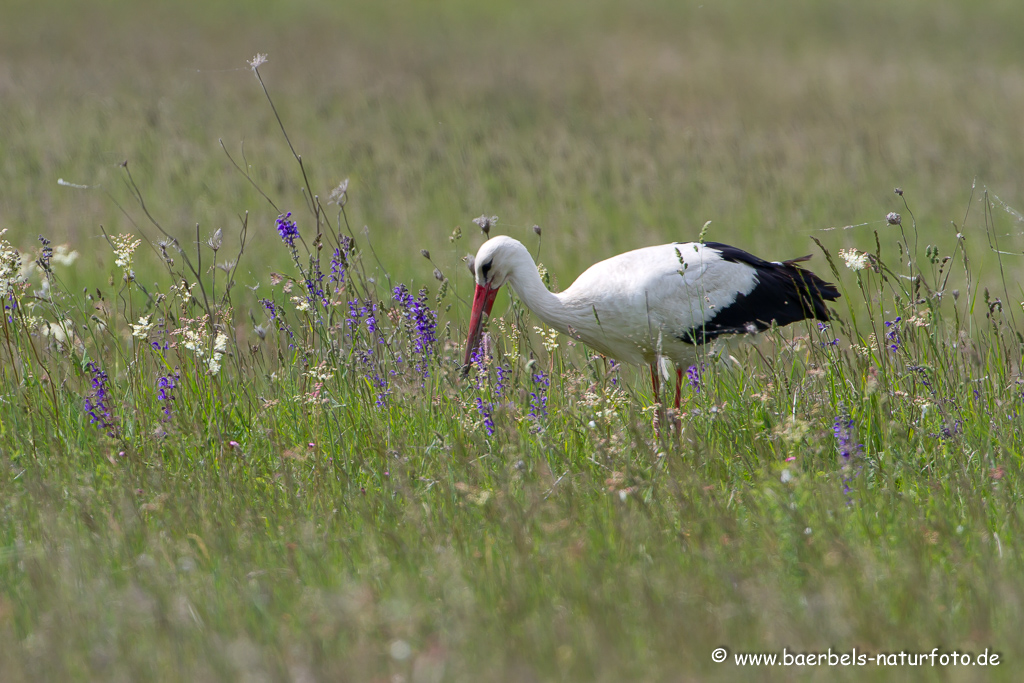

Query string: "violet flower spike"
[[276, 212, 300, 247]]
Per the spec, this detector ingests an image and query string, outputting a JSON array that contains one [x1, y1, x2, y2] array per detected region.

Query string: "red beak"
[[464, 283, 500, 369]]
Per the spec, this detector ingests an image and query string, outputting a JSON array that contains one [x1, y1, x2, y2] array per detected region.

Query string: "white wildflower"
[[907, 313, 930, 327], [112, 234, 142, 279], [181, 323, 207, 357], [207, 354, 222, 376], [839, 248, 869, 271], [533, 325, 560, 352], [131, 315, 154, 338], [183, 331, 202, 354], [305, 362, 334, 383], [248, 53, 268, 69], [172, 280, 198, 306], [214, 332, 229, 353], [291, 295, 311, 312], [0, 230, 24, 299]]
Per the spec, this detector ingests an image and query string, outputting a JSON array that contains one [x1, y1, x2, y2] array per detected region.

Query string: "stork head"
[[463, 236, 523, 370]]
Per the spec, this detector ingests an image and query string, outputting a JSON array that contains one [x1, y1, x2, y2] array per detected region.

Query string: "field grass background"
[[2, 0, 1024, 681], [5, 0, 1024, 282]]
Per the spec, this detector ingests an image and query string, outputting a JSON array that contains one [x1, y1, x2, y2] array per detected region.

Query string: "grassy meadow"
[[2, 0, 1024, 680]]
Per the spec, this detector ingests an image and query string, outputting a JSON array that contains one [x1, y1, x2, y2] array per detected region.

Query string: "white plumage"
[[464, 235, 839, 406]]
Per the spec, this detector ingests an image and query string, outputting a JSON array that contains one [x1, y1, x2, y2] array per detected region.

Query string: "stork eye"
[[481, 259, 493, 279]]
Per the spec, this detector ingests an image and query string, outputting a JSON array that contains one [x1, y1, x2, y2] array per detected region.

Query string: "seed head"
[[533, 224, 542, 236], [472, 215, 498, 235], [328, 179, 349, 206], [886, 212, 901, 226], [208, 228, 223, 251], [894, 187, 903, 196], [420, 249, 430, 259]]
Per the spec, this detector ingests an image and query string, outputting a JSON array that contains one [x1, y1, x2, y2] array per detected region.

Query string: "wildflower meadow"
[[3, 0, 1024, 680]]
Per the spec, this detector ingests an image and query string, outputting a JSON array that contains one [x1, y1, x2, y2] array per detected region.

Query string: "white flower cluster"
[[112, 234, 142, 279], [0, 229, 23, 300], [132, 315, 154, 338], [533, 325, 560, 352], [839, 248, 870, 271], [174, 317, 229, 375]]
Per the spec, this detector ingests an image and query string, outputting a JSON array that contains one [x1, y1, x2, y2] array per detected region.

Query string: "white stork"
[[463, 235, 840, 407]]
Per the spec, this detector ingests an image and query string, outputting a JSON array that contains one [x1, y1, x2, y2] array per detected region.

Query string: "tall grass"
[[1, 53, 1023, 681]]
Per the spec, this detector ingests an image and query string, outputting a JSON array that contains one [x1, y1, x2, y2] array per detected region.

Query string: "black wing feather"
[[678, 243, 840, 345]]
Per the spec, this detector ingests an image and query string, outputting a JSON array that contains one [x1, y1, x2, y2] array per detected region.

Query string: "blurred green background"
[[2, 0, 1022, 293]]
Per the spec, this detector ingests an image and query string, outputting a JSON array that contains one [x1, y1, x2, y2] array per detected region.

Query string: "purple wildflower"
[[3, 292, 17, 323], [833, 410, 862, 500], [470, 344, 485, 371], [261, 298, 278, 319], [686, 364, 701, 392], [305, 258, 326, 309], [469, 360, 509, 435], [817, 321, 839, 347], [362, 353, 390, 407], [528, 371, 549, 431], [884, 317, 902, 352], [393, 284, 438, 378], [362, 301, 378, 336], [84, 361, 117, 437], [347, 300, 388, 406], [908, 365, 933, 392], [373, 377, 390, 407], [276, 212, 299, 247], [476, 397, 496, 436], [329, 236, 352, 287], [608, 359, 619, 386], [833, 412, 863, 463], [36, 235, 53, 273], [156, 370, 179, 421], [260, 297, 294, 345], [494, 365, 508, 398], [345, 299, 362, 335], [151, 317, 170, 351], [939, 420, 962, 440]]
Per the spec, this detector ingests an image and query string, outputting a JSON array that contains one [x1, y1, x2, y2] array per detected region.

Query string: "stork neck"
[[504, 252, 572, 333]]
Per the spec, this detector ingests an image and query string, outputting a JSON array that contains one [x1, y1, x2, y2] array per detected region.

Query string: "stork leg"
[[670, 367, 684, 437], [650, 364, 662, 437], [674, 367, 683, 409]]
